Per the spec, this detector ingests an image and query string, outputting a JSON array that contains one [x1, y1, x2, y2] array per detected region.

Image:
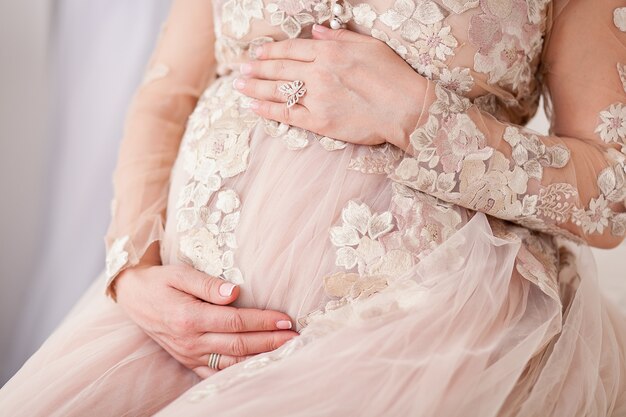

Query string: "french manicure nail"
[[219, 282, 236, 297], [276, 320, 292, 330], [250, 99, 260, 110], [233, 78, 246, 90], [254, 46, 263, 57], [240, 63, 252, 75], [312, 24, 328, 32]]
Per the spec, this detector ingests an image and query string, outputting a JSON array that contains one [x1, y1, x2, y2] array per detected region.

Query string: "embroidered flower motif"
[[432, 113, 491, 173], [404, 21, 459, 78], [175, 78, 257, 285], [352, 3, 377, 28], [468, 0, 544, 93], [266, 1, 315, 38], [379, 0, 446, 43], [614, 7, 626, 32], [572, 195, 611, 234], [106, 235, 130, 278], [180, 228, 225, 277], [371, 29, 408, 59], [216, 190, 241, 214], [441, 0, 478, 14], [438, 67, 474, 94], [414, 22, 457, 62], [348, 143, 403, 174], [315, 134, 348, 151], [330, 201, 395, 275], [222, 0, 264, 39], [595, 103, 626, 144]]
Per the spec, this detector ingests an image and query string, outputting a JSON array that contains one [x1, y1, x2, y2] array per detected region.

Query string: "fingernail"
[[254, 46, 263, 57], [249, 99, 260, 110], [276, 320, 292, 330], [219, 282, 236, 297], [312, 24, 328, 33], [240, 63, 252, 75], [233, 78, 246, 90]]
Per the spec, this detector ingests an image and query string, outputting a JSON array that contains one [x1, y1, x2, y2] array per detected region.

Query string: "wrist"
[[107, 241, 162, 302], [387, 74, 428, 150]]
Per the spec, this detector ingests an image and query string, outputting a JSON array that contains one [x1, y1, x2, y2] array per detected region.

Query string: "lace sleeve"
[[389, 0, 626, 249], [104, 0, 218, 299]]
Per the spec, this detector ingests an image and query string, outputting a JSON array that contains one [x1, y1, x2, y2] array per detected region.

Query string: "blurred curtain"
[[3, 0, 171, 384]]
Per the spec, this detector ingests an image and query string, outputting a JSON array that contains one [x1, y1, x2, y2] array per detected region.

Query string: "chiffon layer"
[[1, 211, 625, 416]]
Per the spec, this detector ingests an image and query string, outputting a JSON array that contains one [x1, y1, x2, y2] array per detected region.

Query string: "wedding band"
[[279, 79, 306, 107], [207, 352, 222, 370]]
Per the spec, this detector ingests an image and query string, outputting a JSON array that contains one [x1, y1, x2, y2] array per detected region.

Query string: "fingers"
[[193, 304, 295, 333], [197, 353, 254, 370], [199, 330, 299, 357], [240, 59, 308, 81], [255, 38, 317, 61], [250, 99, 312, 128], [168, 266, 239, 306], [233, 78, 290, 103], [311, 24, 372, 42]]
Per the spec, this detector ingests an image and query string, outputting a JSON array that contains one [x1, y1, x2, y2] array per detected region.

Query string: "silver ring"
[[207, 352, 222, 370], [279, 79, 306, 108]]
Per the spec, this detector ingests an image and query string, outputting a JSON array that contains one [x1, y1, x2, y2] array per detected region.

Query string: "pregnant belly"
[[160, 74, 471, 328]]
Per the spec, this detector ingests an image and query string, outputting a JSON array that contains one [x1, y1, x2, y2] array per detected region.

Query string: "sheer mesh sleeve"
[[104, 0, 218, 299], [389, 0, 626, 249]]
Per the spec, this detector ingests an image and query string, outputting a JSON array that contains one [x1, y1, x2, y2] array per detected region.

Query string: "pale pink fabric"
[[1, 0, 626, 415]]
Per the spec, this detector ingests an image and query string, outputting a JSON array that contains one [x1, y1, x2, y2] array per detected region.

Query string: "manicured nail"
[[233, 78, 246, 90], [276, 320, 292, 330], [312, 24, 328, 32], [240, 63, 252, 75], [249, 99, 260, 110], [254, 46, 263, 57], [219, 282, 236, 297]]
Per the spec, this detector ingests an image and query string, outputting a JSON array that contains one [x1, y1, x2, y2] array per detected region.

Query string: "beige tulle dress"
[[2, 0, 626, 415]]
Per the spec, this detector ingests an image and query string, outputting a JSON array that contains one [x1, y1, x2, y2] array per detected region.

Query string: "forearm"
[[388, 77, 626, 248]]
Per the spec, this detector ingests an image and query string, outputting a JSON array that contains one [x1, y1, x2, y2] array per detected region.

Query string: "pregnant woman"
[[2, 0, 626, 415]]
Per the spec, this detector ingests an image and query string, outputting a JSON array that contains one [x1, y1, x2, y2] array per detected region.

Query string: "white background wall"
[[0, 1, 624, 388], [0, 0, 171, 386], [0, 0, 52, 386]]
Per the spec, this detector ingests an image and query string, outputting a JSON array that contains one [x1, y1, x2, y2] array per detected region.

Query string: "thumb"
[[169, 265, 240, 305], [311, 23, 367, 42]]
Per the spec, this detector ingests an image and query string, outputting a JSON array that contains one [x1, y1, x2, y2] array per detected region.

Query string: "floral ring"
[[279, 79, 306, 107]]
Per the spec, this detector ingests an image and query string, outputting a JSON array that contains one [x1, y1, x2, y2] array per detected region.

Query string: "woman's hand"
[[234, 24, 426, 148], [115, 263, 298, 379]]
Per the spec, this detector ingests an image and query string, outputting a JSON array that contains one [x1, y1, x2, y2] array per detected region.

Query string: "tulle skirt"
[[0, 211, 625, 417], [1, 76, 625, 416]]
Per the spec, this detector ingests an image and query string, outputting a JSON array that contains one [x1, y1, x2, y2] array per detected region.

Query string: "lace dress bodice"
[[103, 0, 626, 309]]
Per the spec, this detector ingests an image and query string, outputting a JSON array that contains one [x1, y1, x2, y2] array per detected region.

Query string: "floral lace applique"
[[348, 143, 403, 174], [468, 0, 546, 96], [614, 7, 626, 32], [175, 78, 259, 284], [266, 0, 315, 38], [596, 104, 626, 144], [439, 67, 474, 94], [105, 235, 130, 279], [379, 0, 447, 43], [263, 118, 311, 149], [222, 0, 265, 39], [441, 0, 478, 14], [391, 82, 626, 241], [315, 133, 348, 151]]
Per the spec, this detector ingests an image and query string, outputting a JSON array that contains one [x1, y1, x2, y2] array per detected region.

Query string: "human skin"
[[115, 243, 299, 379], [234, 24, 425, 150], [115, 23, 428, 380]]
